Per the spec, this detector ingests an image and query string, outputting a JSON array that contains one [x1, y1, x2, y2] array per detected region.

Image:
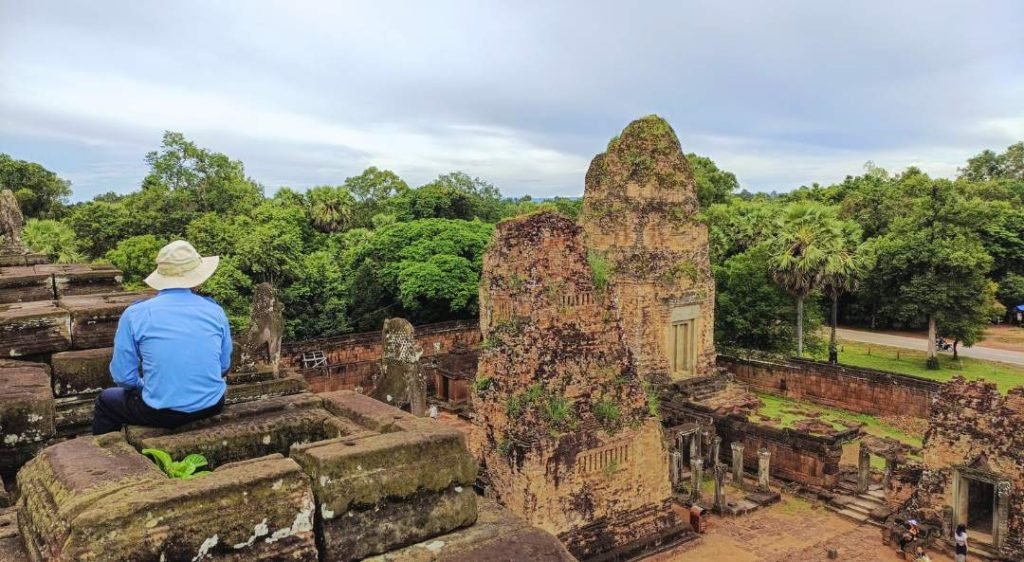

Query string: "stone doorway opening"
[[965, 478, 995, 540]]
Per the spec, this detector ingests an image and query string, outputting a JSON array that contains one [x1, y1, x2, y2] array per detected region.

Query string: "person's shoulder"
[[194, 294, 230, 319]]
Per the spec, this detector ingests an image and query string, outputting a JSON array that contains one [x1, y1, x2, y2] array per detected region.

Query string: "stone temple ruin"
[[579, 118, 715, 383], [3, 116, 1023, 560], [473, 211, 686, 560]]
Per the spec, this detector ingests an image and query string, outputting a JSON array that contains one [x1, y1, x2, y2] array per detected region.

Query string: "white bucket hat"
[[144, 240, 220, 290]]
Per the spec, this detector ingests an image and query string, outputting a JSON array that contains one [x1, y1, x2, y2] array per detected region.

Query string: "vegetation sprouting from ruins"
[[4, 132, 1023, 371], [141, 448, 211, 480]]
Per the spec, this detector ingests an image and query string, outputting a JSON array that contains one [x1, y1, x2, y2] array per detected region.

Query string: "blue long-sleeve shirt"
[[110, 288, 230, 412]]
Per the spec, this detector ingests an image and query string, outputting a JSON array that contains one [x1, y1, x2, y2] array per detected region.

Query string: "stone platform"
[[10, 390, 525, 562]]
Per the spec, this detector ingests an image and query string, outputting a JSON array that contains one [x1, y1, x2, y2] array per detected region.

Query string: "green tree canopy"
[[0, 153, 72, 219]]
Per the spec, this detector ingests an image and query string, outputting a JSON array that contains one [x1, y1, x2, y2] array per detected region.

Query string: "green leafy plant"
[[593, 399, 621, 428], [472, 376, 493, 396], [142, 448, 211, 479], [587, 250, 611, 292]]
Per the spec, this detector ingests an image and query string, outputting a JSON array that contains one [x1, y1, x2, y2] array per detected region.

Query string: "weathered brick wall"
[[284, 320, 480, 393], [907, 378, 1024, 558], [681, 401, 852, 489], [472, 211, 684, 559], [719, 355, 940, 418]]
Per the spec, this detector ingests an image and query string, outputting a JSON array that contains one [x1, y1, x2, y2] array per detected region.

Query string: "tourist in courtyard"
[[898, 519, 921, 555], [913, 545, 931, 562], [92, 240, 231, 435], [955, 524, 969, 561]]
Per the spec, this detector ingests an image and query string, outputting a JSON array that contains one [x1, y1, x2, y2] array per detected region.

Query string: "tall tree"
[[865, 181, 994, 368], [959, 142, 1024, 181], [766, 202, 840, 357], [821, 221, 867, 363], [306, 186, 356, 233]]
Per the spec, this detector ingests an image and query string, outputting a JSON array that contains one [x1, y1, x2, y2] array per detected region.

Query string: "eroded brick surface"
[[899, 378, 1024, 559], [473, 211, 684, 559], [579, 115, 715, 383]]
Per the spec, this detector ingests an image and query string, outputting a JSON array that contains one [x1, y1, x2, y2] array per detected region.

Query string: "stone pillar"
[[377, 318, 426, 416], [690, 458, 703, 502], [700, 430, 711, 463], [710, 436, 722, 470], [731, 441, 745, 488], [883, 458, 896, 491], [995, 480, 1012, 551], [857, 442, 871, 493], [757, 449, 771, 492], [670, 451, 681, 490], [713, 464, 727, 512], [689, 431, 701, 462]]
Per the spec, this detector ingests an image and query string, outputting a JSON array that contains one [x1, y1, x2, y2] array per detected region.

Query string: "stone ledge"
[[0, 266, 53, 304], [36, 264, 123, 298], [0, 300, 70, 357], [17, 435, 318, 561], [363, 498, 577, 562], [60, 292, 151, 350]]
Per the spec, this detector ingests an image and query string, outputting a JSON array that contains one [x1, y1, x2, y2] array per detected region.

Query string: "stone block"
[[0, 266, 53, 304], [0, 366, 55, 450], [17, 435, 318, 561], [363, 498, 577, 562], [0, 253, 47, 267], [54, 395, 95, 435], [290, 413, 478, 561], [125, 393, 359, 468], [0, 506, 28, 562], [224, 370, 308, 405], [318, 389, 418, 433], [51, 348, 113, 397], [0, 300, 70, 356], [35, 264, 123, 297], [60, 292, 150, 349]]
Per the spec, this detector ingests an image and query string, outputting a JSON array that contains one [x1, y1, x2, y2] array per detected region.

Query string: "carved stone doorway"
[[952, 464, 1011, 550]]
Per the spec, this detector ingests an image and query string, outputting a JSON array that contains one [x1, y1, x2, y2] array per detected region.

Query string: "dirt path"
[[645, 495, 954, 562], [837, 327, 1024, 366]]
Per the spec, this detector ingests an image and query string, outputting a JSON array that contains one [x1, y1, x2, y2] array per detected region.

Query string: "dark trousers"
[[92, 387, 225, 435]]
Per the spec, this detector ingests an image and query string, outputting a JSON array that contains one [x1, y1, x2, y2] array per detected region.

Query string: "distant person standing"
[[954, 524, 968, 562], [92, 240, 231, 434]]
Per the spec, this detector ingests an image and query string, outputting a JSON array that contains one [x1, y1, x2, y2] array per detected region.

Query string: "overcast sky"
[[1, 1, 1022, 201]]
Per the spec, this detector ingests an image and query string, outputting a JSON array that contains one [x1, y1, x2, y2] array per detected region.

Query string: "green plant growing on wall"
[[587, 250, 611, 292], [593, 399, 621, 431], [542, 395, 578, 435], [472, 376, 493, 396], [497, 438, 513, 458], [642, 381, 661, 419], [142, 448, 211, 479]]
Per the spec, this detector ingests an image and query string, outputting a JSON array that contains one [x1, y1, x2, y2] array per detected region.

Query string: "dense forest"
[[3, 134, 1023, 364]]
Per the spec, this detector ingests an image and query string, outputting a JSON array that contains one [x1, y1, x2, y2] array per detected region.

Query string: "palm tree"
[[821, 222, 867, 363], [767, 203, 837, 357], [307, 186, 356, 233]]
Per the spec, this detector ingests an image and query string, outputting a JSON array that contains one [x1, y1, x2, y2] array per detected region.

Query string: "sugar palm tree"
[[307, 186, 356, 233], [821, 221, 867, 363], [767, 203, 838, 357]]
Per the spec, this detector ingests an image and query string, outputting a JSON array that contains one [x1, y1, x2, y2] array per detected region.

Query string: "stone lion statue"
[[0, 189, 25, 253], [237, 282, 285, 374]]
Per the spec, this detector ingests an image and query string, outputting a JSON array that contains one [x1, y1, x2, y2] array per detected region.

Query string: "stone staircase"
[[827, 474, 889, 527]]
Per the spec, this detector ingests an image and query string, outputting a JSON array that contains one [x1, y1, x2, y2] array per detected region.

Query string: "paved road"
[[837, 328, 1024, 366]]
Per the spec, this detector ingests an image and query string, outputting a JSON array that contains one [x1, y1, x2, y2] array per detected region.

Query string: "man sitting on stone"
[[93, 240, 231, 435]]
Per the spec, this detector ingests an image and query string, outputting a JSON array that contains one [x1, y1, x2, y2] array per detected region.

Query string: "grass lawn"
[[812, 340, 1024, 393], [753, 393, 923, 448]]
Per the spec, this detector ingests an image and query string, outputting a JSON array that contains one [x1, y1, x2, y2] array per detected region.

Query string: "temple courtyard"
[[649, 495, 954, 562]]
